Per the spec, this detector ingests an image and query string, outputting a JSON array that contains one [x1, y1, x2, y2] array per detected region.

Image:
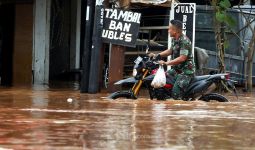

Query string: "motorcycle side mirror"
[[145, 45, 149, 54]]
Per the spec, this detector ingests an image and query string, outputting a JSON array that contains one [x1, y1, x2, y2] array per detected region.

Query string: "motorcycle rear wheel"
[[108, 91, 137, 100], [199, 93, 229, 102]]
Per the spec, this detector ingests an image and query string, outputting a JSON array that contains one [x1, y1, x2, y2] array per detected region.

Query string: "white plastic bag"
[[151, 65, 166, 88]]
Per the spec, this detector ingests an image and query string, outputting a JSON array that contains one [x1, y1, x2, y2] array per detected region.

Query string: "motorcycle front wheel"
[[199, 93, 229, 102], [108, 91, 137, 100]]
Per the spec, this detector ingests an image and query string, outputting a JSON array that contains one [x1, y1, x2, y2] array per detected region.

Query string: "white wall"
[[33, 0, 51, 84], [244, 0, 251, 4], [70, 0, 81, 70]]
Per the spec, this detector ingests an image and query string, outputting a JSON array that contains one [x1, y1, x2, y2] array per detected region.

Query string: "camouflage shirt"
[[171, 34, 195, 75]]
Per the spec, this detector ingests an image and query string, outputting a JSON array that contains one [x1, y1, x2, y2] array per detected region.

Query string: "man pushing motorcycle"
[[149, 19, 195, 100]]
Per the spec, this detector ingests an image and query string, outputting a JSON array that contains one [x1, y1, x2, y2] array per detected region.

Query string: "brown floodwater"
[[0, 83, 254, 150]]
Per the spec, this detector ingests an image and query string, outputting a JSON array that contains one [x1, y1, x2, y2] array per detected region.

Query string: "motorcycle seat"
[[192, 75, 211, 82], [165, 74, 175, 84]]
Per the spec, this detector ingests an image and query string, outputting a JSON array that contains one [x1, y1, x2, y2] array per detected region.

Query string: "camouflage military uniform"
[[167, 34, 195, 100]]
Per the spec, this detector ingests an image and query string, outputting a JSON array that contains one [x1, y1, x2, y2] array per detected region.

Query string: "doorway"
[[49, 0, 81, 83], [0, 4, 15, 86]]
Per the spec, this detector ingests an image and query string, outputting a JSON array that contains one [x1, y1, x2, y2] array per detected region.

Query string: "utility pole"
[[80, 0, 95, 93], [88, 0, 105, 93]]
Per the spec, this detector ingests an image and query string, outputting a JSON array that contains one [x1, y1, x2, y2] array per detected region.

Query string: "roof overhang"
[[0, 0, 33, 5], [130, 0, 178, 7]]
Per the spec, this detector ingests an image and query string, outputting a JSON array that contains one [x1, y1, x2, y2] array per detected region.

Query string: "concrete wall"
[[13, 4, 33, 85]]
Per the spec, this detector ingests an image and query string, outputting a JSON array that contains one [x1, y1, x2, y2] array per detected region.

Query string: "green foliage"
[[216, 12, 236, 28], [225, 15, 236, 27], [219, 0, 231, 9], [224, 40, 230, 49], [216, 11, 225, 22], [215, 0, 236, 28], [212, 0, 236, 73]]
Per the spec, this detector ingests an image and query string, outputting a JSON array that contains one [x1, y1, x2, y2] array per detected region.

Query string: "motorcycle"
[[108, 49, 237, 102]]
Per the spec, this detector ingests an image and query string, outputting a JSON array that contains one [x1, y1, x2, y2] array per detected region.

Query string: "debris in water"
[[67, 98, 73, 103]]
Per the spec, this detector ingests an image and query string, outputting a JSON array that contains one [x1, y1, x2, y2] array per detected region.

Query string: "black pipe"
[[88, 1, 104, 93], [80, 0, 95, 93]]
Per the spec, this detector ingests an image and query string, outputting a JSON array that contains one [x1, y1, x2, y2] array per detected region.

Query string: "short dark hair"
[[170, 20, 183, 30]]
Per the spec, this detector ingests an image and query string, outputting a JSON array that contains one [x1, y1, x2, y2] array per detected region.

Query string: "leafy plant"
[[215, 0, 236, 28], [212, 0, 236, 73]]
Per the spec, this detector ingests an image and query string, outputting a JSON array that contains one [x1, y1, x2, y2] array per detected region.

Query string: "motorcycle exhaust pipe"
[[192, 82, 216, 100], [204, 83, 217, 95]]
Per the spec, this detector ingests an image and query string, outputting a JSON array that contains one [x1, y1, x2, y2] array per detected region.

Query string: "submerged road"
[[0, 85, 254, 149]]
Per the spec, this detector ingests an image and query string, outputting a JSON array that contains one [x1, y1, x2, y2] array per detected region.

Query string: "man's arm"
[[149, 49, 172, 58], [160, 40, 190, 66], [158, 49, 172, 57], [163, 55, 187, 66]]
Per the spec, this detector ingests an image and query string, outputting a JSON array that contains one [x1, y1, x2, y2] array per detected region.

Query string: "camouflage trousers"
[[167, 69, 193, 100]]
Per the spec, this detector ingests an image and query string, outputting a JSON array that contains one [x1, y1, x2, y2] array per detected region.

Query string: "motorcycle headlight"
[[132, 69, 137, 77]]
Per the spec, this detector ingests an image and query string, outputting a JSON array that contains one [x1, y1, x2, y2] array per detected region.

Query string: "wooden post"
[[107, 0, 131, 92], [119, 0, 131, 9], [13, 4, 33, 85], [108, 45, 126, 92]]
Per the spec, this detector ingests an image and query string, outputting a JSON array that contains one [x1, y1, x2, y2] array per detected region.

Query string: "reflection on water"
[[0, 85, 254, 149]]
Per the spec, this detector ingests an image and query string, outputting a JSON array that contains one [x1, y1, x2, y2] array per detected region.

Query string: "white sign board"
[[169, 3, 196, 61]]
